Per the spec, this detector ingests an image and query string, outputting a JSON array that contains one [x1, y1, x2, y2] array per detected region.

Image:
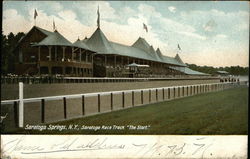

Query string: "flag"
[[97, 6, 100, 28], [34, 9, 38, 19], [178, 44, 181, 50], [53, 19, 56, 31], [143, 23, 148, 32]]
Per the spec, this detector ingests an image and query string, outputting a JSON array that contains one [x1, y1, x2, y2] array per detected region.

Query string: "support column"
[[38, 46, 41, 61], [71, 47, 74, 61], [62, 47, 66, 61], [86, 53, 88, 62], [55, 46, 57, 61], [121, 56, 123, 67], [79, 49, 82, 62], [114, 55, 116, 68], [48, 46, 52, 61], [105, 56, 107, 66]]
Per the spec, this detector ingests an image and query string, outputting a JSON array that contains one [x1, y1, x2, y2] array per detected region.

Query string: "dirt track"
[[1, 79, 219, 100]]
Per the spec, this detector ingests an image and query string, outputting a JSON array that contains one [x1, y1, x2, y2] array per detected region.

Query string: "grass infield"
[[18, 86, 248, 135]]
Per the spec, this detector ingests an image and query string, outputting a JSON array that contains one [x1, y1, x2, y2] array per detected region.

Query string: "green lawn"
[[20, 86, 248, 135]]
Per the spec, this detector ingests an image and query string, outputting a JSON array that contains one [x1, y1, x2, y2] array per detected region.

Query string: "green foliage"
[[1, 32, 25, 74], [187, 63, 249, 76]]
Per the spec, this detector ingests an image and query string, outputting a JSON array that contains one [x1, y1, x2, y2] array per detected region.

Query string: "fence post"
[[156, 89, 158, 101], [98, 94, 101, 113], [41, 99, 45, 123], [182, 86, 184, 97], [132, 91, 134, 106], [178, 87, 180, 97], [111, 93, 113, 110], [19, 82, 24, 128], [162, 88, 165, 100], [173, 87, 175, 99], [82, 95, 85, 115], [141, 90, 144, 104], [122, 92, 125, 108], [149, 89, 151, 103], [168, 88, 170, 99], [63, 97, 67, 119]]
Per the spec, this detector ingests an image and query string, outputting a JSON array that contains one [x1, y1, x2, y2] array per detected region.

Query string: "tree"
[[1, 31, 25, 74]]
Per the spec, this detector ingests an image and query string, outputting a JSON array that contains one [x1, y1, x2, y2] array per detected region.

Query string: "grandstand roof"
[[171, 67, 209, 76], [34, 30, 72, 46], [73, 39, 90, 50], [86, 28, 114, 54]]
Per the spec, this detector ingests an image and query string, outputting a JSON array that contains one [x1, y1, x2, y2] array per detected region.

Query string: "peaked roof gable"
[[132, 37, 151, 53], [36, 30, 72, 46], [175, 53, 185, 65], [73, 39, 90, 50], [156, 48, 164, 58], [35, 26, 54, 36], [14, 26, 53, 50], [86, 28, 114, 54], [149, 45, 161, 61]]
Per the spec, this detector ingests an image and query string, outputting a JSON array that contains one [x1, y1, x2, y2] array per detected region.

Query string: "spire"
[[97, 5, 100, 28]]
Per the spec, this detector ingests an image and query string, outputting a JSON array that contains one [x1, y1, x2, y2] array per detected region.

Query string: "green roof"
[[86, 28, 114, 54], [162, 55, 186, 66], [35, 30, 72, 46], [110, 41, 156, 61], [171, 67, 209, 76], [175, 54, 185, 65], [156, 48, 164, 60], [73, 39, 90, 50], [29, 26, 188, 67], [35, 26, 54, 36], [132, 37, 152, 55]]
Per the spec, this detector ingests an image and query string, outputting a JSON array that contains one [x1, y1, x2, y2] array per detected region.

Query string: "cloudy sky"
[[3, 1, 249, 67]]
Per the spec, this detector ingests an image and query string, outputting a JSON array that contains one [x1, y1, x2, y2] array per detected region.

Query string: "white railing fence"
[[1, 81, 246, 129]]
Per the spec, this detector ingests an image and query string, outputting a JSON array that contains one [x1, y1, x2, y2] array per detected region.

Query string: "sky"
[[2, 1, 249, 67]]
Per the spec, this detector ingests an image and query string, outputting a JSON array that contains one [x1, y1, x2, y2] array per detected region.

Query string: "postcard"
[[1, 1, 249, 158]]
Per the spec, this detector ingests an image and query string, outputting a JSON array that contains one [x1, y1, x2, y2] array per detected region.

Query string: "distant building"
[[13, 25, 209, 77]]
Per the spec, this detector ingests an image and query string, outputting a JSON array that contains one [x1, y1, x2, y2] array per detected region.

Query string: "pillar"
[[55, 46, 57, 61], [105, 56, 107, 66], [48, 46, 52, 61], [79, 49, 82, 62], [62, 47, 66, 61], [38, 46, 41, 61], [71, 47, 74, 61]]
